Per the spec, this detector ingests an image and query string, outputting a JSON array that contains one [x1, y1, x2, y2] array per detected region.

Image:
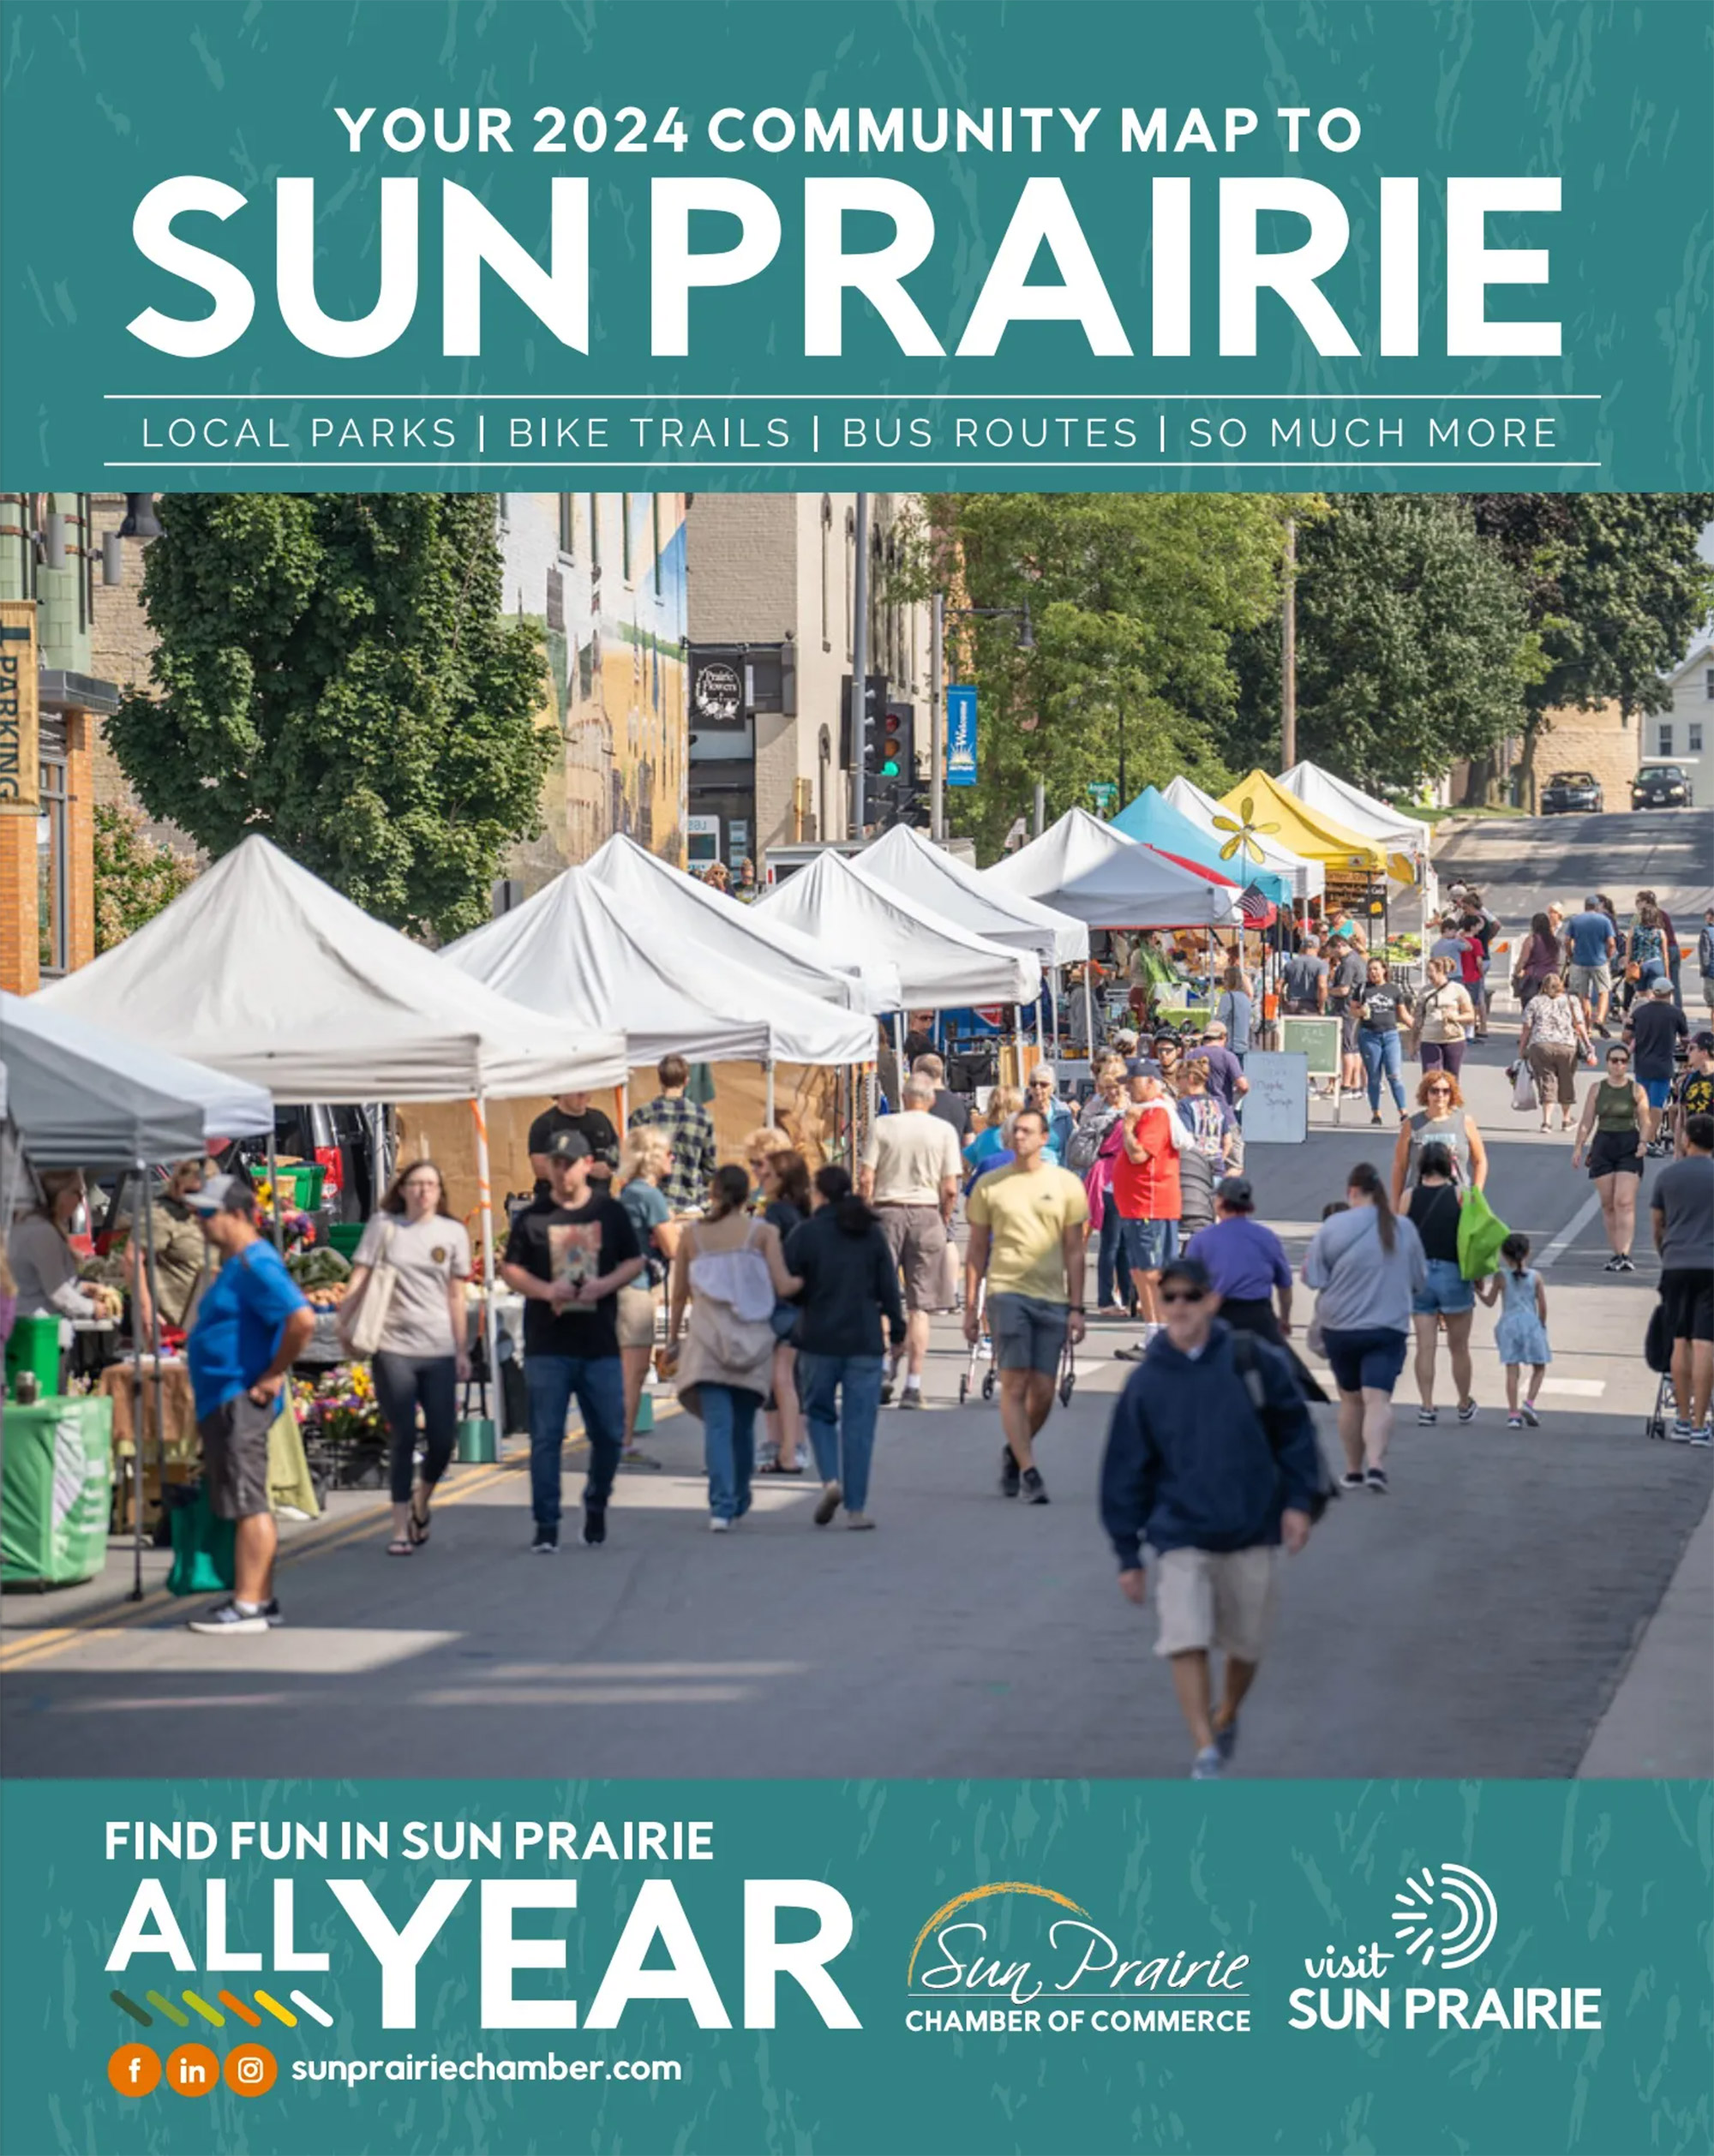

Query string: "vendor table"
[[98, 1358, 200, 1533], [1, 1393, 114, 1587]]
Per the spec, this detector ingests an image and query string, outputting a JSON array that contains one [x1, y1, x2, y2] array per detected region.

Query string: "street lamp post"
[[927, 596, 1034, 843]]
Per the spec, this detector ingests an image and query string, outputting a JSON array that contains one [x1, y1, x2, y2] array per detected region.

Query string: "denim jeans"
[[371, 1350, 458, 1504], [700, 1384, 760, 1523], [524, 1353, 625, 1527], [1096, 1206, 1126, 1310], [794, 1352, 884, 1513], [1358, 1027, 1406, 1111]]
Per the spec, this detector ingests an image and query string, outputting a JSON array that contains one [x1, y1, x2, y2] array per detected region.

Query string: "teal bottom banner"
[[3, 1778, 1708, 2155]]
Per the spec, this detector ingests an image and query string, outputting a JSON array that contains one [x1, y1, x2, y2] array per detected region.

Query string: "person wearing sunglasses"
[[1390, 1072, 1487, 1212], [1099, 1254, 1321, 1780], [1571, 1045, 1652, 1271], [1024, 1067, 1076, 1167]]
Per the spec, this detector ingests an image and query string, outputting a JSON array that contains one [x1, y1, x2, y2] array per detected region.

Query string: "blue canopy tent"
[[1109, 786, 1291, 908]]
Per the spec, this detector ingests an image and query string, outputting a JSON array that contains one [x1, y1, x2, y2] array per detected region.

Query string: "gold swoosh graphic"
[[907, 1883, 1088, 1985]]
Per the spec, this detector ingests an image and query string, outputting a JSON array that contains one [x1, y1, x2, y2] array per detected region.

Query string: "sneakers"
[[998, 1445, 1021, 1500], [1669, 1418, 1695, 1442], [896, 1387, 925, 1411], [813, 1480, 843, 1525], [1338, 1469, 1366, 1490], [530, 1525, 559, 1554], [1520, 1401, 1540, 1427], [1213, 1714, 1239, 1764], [1370, 1111, 1384, 1127], [1021, 1467, 1049, 1505], [1603, 1253, 1637, 1273], [1507, 1413, 1524, 1428], [845, 1512, 876, 1530], [878, 1372, 896, 1407], [1457, 1398, 1477, 1424], [709, 1515, 732, 1533], [186, 1599, 269, 1634], [1692, 1424, 1712, 1448], [1417, 1407, 1438, 1426], [1190, 1745, 1223, 1780], [1364, 1465, 1389, 1493], [582, 1506, 607, 1547]]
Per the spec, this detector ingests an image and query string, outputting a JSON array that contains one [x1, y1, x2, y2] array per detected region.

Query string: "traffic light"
[[840, 674, 889, 772], [879, 699, 914, 781]]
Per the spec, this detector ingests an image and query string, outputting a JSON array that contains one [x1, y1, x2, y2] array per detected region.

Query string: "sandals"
[[387, 1536, 416, 1557], [758, 1461, 805, 1476], [407, 1486, 432, 1547]]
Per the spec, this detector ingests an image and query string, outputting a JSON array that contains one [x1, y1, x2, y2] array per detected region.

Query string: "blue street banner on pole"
[[946, 686, 978, 788]]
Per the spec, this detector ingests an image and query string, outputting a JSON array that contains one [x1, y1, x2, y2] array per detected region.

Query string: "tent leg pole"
[[129, 1165, 147, 1601], [1082, 970, 1096, 1057], [473, 1095, 501, 1440], [141, 1186, 166, 1562], [266, 1129, 285, 1254], [890, 1015, 905, 1103], [765, 1059, 776, 1129]]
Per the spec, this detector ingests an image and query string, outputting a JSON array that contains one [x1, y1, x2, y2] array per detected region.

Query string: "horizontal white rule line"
[[103, 392, 1604, 402], [105, 459, 1607, 470]]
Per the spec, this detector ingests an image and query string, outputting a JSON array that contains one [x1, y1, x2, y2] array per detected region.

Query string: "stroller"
[[1643, 1297, 1675, 1440], [957, 1277, 1079, 1409]]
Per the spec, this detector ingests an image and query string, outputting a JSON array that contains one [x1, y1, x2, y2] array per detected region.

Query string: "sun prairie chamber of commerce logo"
[[1389, 1862, 1498, 1970], [904, 1882, 1253, 2038]]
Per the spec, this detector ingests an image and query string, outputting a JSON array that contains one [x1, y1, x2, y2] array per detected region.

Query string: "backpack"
[[1067, 1105, 1116, 1176], [1230, 1330, 1339, 1524]]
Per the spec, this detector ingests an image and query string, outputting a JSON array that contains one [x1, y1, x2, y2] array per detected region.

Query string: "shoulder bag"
[[345, 1220, 399, 1357], [1230, 1331, 1337, 1523]]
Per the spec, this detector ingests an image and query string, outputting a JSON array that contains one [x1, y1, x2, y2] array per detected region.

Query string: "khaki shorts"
[[615, 1284, 659, 1350], [198, 1391, 275, 1521], [1567, 961, 1610, 1003], [1153, 1545, 1280, 1663], [878, 1203, 950, 1312]]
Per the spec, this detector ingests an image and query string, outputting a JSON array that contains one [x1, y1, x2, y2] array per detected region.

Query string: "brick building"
[[0, 493, 123, 991]]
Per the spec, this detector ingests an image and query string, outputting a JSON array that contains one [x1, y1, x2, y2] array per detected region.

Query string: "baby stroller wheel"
[[957, 1374, 969, 1405], [981, 1370, 996, 1402]]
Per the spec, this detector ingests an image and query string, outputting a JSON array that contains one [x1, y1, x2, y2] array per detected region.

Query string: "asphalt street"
[[4, 1035, 1708, 1783], [1435, 805, 1713, 923]]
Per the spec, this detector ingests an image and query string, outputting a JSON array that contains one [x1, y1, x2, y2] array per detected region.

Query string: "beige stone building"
[[1519, 696, 1641, 812], [685, 493, 930, 865]]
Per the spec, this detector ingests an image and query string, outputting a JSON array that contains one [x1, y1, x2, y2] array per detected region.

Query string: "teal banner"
[[0, 1, 1709, 490], [3, 1778, 1708, 2154]]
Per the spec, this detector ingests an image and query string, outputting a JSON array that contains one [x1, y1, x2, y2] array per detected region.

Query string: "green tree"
[[908, 494, 1310, 859], [1229, 497, 1543, 794], [92, 803, 197, 953], [1464, 493, 1714, 725], [105, 494, 554, 939]]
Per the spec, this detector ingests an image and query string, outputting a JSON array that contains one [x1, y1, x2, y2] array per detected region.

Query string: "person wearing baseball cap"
[[1099, 1251, 1321, 1780], [1624, 976, 1687, 1155], [500, 1127, 645, 1552], [182, 1173, 315, 1634]]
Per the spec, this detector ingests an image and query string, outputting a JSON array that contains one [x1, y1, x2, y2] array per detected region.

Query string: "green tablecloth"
[[1, 1394, 114, 1586]]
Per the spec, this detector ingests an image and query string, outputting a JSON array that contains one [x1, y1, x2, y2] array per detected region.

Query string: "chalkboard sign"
[[1280, 1015, 1342, 1081], [1242, 1052, 1309, 1145]]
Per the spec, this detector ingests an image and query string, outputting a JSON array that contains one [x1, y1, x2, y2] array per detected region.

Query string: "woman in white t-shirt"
[[341, 1160, 472, 1556]]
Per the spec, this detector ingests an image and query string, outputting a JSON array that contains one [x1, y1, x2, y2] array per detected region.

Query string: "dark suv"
[[1632, 763, 1693, 809], [1540, 770, 1603, 815]]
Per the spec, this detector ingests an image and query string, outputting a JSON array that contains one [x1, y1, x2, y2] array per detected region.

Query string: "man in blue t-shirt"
[[1562, 896, 1618, 1035], [183, 1175, 314, 1634]]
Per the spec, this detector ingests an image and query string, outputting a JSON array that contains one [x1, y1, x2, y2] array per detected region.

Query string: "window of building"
[[37, 719, 69, 979], [588, 494, 601, 572], [1705, 666, 1713, 699], [1690, 722, 1704, 754], [558, 494, 575, 558], [844, 509, 855, 660], [621, 493, 635, 585], [820, 496, 832, 651], [1658, 723, 1674, 756]]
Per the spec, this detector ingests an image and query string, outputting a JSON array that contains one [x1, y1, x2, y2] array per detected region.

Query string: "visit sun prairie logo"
[[904, 1882, 1252, 2037], [1390, 1862, 1498, 1970]]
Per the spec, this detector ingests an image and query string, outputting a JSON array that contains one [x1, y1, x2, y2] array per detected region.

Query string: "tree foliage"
[[105, 494, 554, 939], [91, 803, 197, 954], [906, 494, 1311, 859], [1227, 497, 1543, 793]]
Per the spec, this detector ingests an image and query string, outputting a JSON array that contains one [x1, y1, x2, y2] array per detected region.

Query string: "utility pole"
[[929, 588, 945, 841], [1280, 514, 1297, 769], [849, 491, 871, 838]]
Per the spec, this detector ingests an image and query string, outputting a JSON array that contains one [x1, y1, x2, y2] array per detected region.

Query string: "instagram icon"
[[223, 2044, 279, 2097]]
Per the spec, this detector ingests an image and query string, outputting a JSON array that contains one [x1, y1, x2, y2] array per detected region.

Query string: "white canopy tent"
[[1, 991, 273, 1169], [981, 806, 1137, 909], [855, 824, 1089, 967], [1162, 775, 1325, 901], [441, 865, 878, 1073], [755, 848, 1040, 1010], [1277, 761, 1432, 870], [1051, 847, 1249, 931], [584, 834, 902, 1013], [39, 835, 629, 1410]]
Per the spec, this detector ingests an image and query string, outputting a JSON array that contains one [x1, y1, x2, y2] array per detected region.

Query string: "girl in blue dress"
[[1477, 1232, 1552, 1427]]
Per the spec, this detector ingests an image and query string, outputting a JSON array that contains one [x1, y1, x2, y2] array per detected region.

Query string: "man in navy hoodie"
[[1099, 1253, 1321, 1779]]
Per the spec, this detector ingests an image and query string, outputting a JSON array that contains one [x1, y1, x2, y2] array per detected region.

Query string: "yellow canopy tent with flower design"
[[1214, 770, 1389, 877]]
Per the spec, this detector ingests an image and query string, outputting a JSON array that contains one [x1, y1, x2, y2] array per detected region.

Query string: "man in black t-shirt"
[[1672, 1033, 1714, 1155], [500, 1130, 644, 1551], [911, 1051, 972, 1141], [1626, 982, 1689, 1155], [1281, 937, 1329, 1015], [527, 1091, 620, 1197], [1327, 942, 1368, 1097]]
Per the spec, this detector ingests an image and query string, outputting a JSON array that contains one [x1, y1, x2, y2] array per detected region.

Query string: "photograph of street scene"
[[2, 487, 1710, 1784]]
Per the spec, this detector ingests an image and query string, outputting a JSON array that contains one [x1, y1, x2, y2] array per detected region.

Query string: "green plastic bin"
[[327, 1222, 366, 1261], [0, 1394, 113, 1587], [250, 1161, 328, 1212], [163, 1481, 237, 1597], [5, 1313, 61, 1401]]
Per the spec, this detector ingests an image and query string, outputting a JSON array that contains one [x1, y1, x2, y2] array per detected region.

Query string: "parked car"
[[1540, 770, 1603, 815], [1632, 762, 1693, 809]]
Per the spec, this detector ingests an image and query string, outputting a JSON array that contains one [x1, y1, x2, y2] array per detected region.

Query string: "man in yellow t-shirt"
[[964, 1107, 1089, 1506]]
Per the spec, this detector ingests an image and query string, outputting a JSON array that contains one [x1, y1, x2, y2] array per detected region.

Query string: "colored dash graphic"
[[254, 1989, 297, 2027], [291, 1989, 334, 2027], [145, 1991, 190, 2027], [182, 1990, 225, 2027], [111, 1990, 152, 2027], [219, 1991, 263, 2027]]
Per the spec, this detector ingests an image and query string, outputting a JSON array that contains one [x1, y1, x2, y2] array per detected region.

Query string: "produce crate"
[[251, 1161, 327, 1211]]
